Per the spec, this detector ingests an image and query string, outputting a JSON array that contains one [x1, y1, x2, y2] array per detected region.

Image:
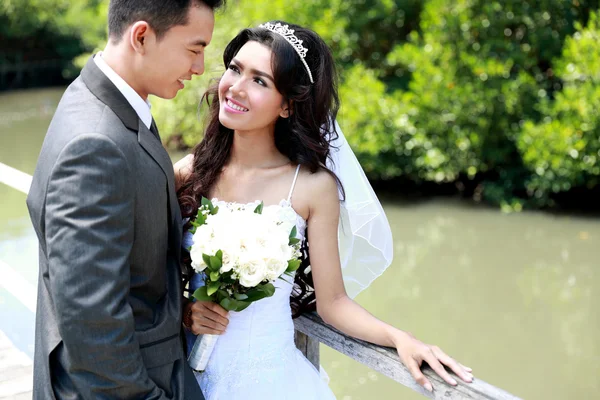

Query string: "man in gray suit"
[[26, 0, 223, 398]]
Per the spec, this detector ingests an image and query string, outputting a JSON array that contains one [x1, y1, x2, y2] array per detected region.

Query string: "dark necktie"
[[150, 119, 160, 141]]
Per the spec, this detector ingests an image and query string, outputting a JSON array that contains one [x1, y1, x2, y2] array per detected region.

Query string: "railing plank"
[[294, 312, 521, 400], [0, 162, 32, 194]]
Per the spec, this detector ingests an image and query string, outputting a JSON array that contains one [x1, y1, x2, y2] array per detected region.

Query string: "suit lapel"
[[138, 123, 182, 258], [81, 54, 182, 258]]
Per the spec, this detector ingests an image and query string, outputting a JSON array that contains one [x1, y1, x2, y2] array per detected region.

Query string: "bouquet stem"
[[188, 333, 219, 372]]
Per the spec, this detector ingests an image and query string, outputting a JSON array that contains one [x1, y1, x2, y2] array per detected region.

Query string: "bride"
[[175, 21, 473, 399]]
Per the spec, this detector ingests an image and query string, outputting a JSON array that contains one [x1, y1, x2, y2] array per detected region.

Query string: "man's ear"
[[129, 21, 154, 54]]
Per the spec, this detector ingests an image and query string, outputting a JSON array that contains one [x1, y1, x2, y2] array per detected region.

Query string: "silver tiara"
[[258, 22, 314, 84]]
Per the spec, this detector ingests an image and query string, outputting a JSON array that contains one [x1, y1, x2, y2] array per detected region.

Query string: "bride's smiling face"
[[218, 41, 290, 132]]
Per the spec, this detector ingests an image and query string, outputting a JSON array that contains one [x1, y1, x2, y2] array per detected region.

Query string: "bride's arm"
[[306, 171, 473, 392], [173, 154, 194, 191]]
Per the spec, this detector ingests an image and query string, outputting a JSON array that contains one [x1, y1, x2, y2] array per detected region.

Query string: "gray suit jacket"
[[26, 57, 204, 399]]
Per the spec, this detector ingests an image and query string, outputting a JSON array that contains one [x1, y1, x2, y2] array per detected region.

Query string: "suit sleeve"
[[45, 133, 168, 399]]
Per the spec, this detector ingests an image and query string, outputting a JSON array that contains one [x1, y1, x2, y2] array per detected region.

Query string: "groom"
[[26, 0, 223, 398]]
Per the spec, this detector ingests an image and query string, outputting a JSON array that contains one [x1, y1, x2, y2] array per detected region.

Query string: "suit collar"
[[93, 52, 153, 130], [81, 55, 139, 132]]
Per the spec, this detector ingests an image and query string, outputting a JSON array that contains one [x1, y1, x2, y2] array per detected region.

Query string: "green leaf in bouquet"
[[196, 214, 207, 227], [201, 196, 212, 208], [234, 301, 252, 312], [193, 204, 211, 228], [244, 291, 269, 302], [217, 289, 229, 301], [209, 255, 222, 271], [254, 201, 264, 214], [260, 283, 276, 297], [202, 254, 212, 269], [289, 237, 300, 245], [244, 286, 270, 302], [234, 293, 248, 300], [201, 196, 217, 214], [220, 297, 251, 312], [289, 226, 297, 239], [245, 283, 276, 302], [209, 271, 220, 282], [207, 282, 220, 296], [286, 259, 301, 273], [219, 297, 236, 311], [216, 249, 223, 260], [192, 286, 213, 302], [219, 273, 235, 284]]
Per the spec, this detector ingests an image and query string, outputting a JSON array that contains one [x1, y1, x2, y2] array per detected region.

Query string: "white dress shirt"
[[93, 52, 152, 129]]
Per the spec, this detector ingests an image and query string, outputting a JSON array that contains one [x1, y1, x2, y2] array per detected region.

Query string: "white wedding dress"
[[185, 165, 336, 399]]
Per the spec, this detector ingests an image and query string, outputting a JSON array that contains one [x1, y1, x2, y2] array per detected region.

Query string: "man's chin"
[[150, 87, 180, 100], [163, 89, 180, 100]]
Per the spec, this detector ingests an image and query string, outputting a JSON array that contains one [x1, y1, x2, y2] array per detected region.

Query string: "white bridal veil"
[[326, 120, 394, 298]]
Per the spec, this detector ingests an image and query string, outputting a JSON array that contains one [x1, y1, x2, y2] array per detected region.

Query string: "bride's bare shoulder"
[[296, 167, 339, 213], [174, 154, 194, 190], [304, 168, 337, 195]]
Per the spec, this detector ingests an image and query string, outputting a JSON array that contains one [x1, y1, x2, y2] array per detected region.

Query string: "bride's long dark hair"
[[178, 21, 343, 317]]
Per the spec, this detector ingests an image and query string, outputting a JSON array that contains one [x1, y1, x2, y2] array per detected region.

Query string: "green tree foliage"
[[518, 11, 600, 206], [152, 0, 600, 208], [7, 0, 599, 208], [0, 0, 106, 82]]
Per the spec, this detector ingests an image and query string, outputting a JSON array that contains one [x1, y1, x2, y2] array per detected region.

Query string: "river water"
[[1, 88, 598, 399]]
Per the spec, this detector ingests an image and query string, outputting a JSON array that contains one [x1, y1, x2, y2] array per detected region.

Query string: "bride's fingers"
[[424, 352, 458, 387], [404, 357, 433, 392], [431, 347, 473, 383]]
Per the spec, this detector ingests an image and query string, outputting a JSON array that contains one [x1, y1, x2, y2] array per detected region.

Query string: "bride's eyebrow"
[[231, 59, 275, 83]]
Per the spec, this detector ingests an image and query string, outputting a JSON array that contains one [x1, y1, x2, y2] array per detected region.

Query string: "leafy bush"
[[518, 11, 600, 206], [12, 0, 599, 208]]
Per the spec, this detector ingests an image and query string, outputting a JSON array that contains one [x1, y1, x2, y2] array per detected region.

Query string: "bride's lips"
[[224, 97, 249, 114]]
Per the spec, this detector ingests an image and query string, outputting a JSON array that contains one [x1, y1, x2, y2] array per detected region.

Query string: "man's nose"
[[191, 56, 205, 76]]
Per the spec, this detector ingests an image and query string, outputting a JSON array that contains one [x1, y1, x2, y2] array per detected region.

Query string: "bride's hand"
[[393, 330, 473, 392], [186, 300, 229, 335]]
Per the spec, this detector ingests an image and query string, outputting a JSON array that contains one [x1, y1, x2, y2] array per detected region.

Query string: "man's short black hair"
[[108, 0, 225, 41]]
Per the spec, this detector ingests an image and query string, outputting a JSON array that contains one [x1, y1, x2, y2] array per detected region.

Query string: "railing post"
[[294, 330, 320, 371]]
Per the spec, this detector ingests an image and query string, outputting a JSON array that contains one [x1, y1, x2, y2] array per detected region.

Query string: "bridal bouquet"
[[187, 197, 302, 371]]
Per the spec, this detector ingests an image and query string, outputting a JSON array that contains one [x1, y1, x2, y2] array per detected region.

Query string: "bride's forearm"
[[318, 296, 405, 348]]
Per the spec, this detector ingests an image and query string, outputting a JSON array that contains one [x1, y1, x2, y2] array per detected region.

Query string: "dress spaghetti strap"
[[286, 165, 301, 203]]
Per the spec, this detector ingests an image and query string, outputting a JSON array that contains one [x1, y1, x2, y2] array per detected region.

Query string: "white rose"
[[265, 258, 288, 281], [237, 256, 268, 288], [219, 250, 236, 273]]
